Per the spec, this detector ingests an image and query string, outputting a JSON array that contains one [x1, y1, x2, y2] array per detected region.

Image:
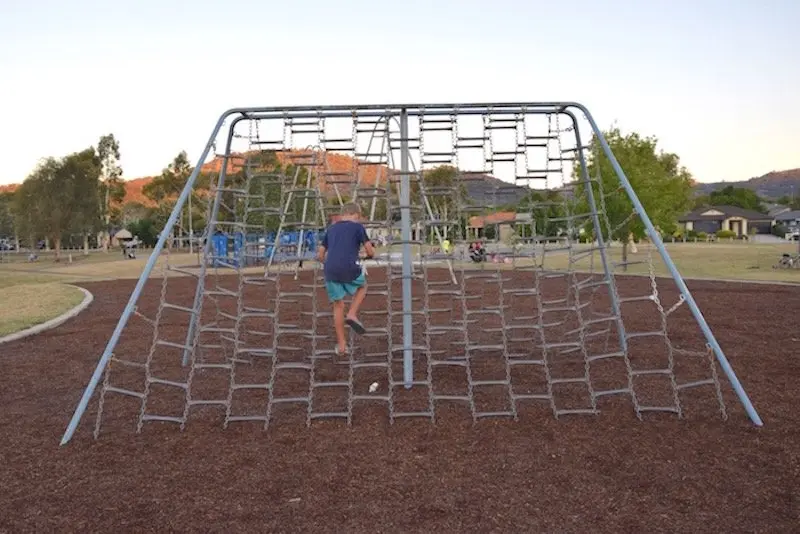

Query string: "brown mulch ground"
[[1, 270, 799, 533]]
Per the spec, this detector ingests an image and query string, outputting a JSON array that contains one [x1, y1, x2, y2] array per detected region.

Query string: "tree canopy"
[[13, 148, 102, 257], [0, 191, 15, 239], [775, 194, 800, 210], [693, 185, 766, 213], [2, 124, 706, 257], [415, 165, 462, 228], [97, 134, 125, 249], [575, 127, 694, 261], [143, 151, 192, 203]]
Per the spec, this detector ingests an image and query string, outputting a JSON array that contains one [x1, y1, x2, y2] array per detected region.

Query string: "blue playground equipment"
[[210, 230, 321, 268]]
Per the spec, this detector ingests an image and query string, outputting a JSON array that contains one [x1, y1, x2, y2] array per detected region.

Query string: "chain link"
[[137, 240, 172, 434], [647, 247, 684, 418], [706, 344, 729, 420]]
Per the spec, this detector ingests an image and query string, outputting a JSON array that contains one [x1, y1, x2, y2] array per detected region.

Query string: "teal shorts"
[[325, 272, 366, 302]]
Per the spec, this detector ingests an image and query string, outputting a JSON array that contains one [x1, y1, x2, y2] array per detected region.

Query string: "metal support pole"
[[181, 122, 239, 366], [60, 111, 236, 445], [566, 111, 629, 356], [399, 109, 414, 389], [294, 162, 314, 280], [188, 192, 193, 255], [575, 103, 763, 427], [367, 119, 388, 223], [386, 115, 457, 284], [266, 166, 302, 272]]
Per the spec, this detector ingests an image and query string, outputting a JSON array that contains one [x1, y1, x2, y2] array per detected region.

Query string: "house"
[[468, 211, 532, 241], [329, 213, 414, 242], [767, 203, 792, 218], [678, 205, 774, 236], [774, 210, 800, 233]]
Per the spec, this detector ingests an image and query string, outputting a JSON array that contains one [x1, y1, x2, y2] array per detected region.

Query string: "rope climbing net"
[[62, 103, 762, 444]]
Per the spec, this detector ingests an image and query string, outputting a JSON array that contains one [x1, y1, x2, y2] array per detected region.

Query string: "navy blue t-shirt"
[[321, 220, 369, 283]]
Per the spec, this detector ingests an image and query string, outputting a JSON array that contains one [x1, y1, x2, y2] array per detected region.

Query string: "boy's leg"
[[326, 280, 349, 354], [344, 272, 367, 335], [332, 299, 347, 353], [346, 285, 367, 323]]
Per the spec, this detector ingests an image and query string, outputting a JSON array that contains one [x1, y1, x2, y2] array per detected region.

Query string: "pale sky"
[[1, 0, 797, 186]]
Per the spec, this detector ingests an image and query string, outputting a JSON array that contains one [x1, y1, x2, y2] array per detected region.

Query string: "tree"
[[575, 127, 694, 269], [143, 151, 191, 203], [0, 191, 16, 243], [97, 134, 125, 251], [209, 153, 284, 232], [13, 158, 58, 252], [775, 194, 800, 210], [71, 150, 104, 255], [693, 186, 766, 213], [13, 149, 101, 260], [413, 165, 464, 240], [12, 177, 42, 249], [143, 151, 195, 248], [120, 201, 154, 226], [126, 218, 159, 247], [516, 189, 566, 238]]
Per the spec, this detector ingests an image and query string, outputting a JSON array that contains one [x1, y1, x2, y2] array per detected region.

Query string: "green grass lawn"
[[651, 242, 799, 281], [584, 241, 800, 283], [382, 240, 800, 283], [0, 241, 796, 338], [0, 283, 86, 336], [0, 250, 199, 288], [1, 241, 798, 291]]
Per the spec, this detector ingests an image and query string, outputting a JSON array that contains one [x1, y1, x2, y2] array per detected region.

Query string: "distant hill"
[[693, 168, 800, 199], [6, 152, 795, 206], [199, 150, 389, 197], [121, 151, 530, 207], [123, 177, 157, 207], [460, 172, 531, 206]]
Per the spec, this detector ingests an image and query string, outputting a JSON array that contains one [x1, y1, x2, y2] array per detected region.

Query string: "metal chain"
[[665, 295, 686, 316], [264, 163, 287, 430], [706, 344, 729, 419], [93, 358, 112, 439], [647, 247, 683, 418], [224, 133, 257, 428], [554, 113, 597, 412], [136, 241, 172, 434]]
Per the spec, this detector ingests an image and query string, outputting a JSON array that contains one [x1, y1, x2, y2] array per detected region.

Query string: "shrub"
[[126, 218, 158, 247], [772, 224, 787, 237], [716, 229, 736, 239], [696, 231, 707, 239]]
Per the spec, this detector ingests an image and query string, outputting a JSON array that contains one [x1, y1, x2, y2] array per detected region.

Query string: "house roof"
[[678, 205, 773, 222], [468, 211, 517, 228], [774, 210, 800, 221], [767, 204, 791, 217]]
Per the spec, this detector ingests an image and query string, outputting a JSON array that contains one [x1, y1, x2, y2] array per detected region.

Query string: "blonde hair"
[[341, 202, 361, 216]]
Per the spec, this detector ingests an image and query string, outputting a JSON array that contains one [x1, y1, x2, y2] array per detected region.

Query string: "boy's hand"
[[363, 240, 376, 259]]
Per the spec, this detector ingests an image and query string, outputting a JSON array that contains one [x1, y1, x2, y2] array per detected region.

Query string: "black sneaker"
[[345, 317, 366, 335]]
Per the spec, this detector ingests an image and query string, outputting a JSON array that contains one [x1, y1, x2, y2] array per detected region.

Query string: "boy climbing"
[[317, 203, 375, 357]]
